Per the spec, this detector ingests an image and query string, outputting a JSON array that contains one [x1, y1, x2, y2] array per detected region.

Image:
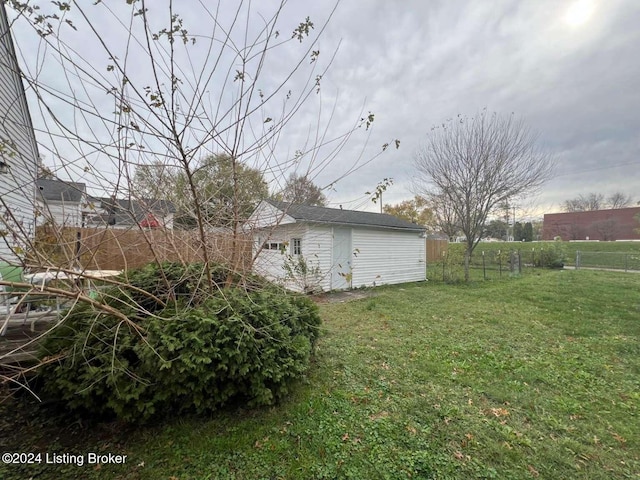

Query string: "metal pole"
[[482, 251, 486, 280]]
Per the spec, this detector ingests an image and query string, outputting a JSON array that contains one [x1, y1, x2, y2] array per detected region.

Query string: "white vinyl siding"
[[36, 200, 83, 227], [351, 228, 426, 288], [0, 4, 38, 263], [252, 223, 334, 292]]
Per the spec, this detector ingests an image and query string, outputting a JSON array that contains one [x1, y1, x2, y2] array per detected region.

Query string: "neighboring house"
[[247, 200, 426, 292], [543, 207, 640, 241], [84, 197, 175, 230], [36, 178, 86, 227], [0, 3, 39, 264]]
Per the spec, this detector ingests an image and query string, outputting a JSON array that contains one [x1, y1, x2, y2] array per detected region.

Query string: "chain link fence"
[[575, 251, 640, 272], [428, 245, 565, 282]]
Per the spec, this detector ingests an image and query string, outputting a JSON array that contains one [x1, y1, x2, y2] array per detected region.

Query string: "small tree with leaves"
[[383, 195, 434, 227], [276, 173, 327, 206]]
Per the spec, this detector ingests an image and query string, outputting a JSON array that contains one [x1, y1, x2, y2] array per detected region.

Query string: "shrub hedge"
[[37, 262, 321, 422]]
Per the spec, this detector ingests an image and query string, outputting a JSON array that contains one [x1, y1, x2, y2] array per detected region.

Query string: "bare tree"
[[428, 193, 460, 240], [562, 193, 603, 211], [607, 192, 633, 209], [591, 218, 619, 241], [413, 111, 554, 281], [562, 191, 633, 211]]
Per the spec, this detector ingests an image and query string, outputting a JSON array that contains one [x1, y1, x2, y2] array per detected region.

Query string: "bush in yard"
[[37, 262, 321, 422], [536, 240, 566, 268]]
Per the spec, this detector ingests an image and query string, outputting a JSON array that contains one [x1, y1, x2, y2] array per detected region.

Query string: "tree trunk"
[[464, 246, 471, 282]]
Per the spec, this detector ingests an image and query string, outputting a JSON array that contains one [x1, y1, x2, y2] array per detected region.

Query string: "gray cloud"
[[8, 0, 640, 215]]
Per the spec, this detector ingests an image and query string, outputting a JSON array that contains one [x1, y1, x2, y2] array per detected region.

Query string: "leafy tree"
[[413, 111, 554, 281], [383, 195, 434, 227], [523, 222, 533, 242], [483, 219, 508, 240], [133, 154, 269, 228], [513, 222, 524, 242], [276, 173, 327, 206]]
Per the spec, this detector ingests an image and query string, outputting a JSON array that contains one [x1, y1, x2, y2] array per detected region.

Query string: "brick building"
[[543, 207, 640, 241]]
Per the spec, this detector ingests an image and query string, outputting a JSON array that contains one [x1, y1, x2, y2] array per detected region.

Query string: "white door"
[[331, 227, 352, 290]]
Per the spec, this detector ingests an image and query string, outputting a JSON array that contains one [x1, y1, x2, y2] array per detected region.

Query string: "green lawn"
[[1, 270, 639, 479]]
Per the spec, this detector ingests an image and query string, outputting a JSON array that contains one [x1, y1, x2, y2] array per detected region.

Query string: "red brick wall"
[[543, 207, 640, 241]]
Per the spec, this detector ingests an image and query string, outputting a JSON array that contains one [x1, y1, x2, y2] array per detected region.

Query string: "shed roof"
[[266, 200, 425, 232]]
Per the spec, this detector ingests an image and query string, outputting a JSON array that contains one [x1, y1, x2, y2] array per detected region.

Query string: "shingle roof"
[[266, 200, 425, 231], [36, 178, 86, 203], [84, 197, 176, 227], [98, 198, 176, 215]]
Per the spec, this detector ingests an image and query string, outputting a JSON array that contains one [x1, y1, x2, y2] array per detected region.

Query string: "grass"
[[1, 270, 639, 479]]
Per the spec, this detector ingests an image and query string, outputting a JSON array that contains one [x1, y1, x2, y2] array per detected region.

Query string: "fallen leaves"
[[485, 407, 510, 418]]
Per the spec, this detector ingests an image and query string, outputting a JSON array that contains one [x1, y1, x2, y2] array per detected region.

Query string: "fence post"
[[625, 254, 628, 272], [532, 248, 535, 269], [482, 251, 486, 280], [576, 251, 581, 270], [498, 250, 502, 277], [442, 251, 446, 282], [518, 249, 522, 273]]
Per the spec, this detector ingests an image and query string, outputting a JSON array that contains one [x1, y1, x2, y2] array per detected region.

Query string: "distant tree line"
[[562, 192, 634, 212]]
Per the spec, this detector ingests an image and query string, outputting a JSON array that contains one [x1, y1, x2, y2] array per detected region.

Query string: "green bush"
[[536, 240, 566, 269], [37, 262, 321, 422], [428, 247, 466, 282]]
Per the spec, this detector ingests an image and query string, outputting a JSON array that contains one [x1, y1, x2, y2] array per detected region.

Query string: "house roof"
[[266, 200, 425, 232], [97, 197, 176, 215], [36, 178, 86, 203], [85, 197, 176, 227]]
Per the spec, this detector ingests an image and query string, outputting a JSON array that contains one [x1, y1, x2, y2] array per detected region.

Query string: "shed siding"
[[351, 228, 426, 287], [36, 201, 83, 227], [304, 225, 333, 292], [253, 224, 308, 291], [0, 4, 39, 264], [246, 200, 295, 229], [252, 223, 335, 292]]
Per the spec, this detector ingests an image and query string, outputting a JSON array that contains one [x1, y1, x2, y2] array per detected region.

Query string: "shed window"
[[292, 238, 302, 255], [263, 241, 285, 251]]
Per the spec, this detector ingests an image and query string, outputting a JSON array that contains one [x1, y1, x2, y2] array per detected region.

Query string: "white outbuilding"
[[247, 200, 426, 292]]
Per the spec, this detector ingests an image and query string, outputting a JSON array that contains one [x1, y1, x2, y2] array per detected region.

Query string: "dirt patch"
[[311, 290, 375, 304]]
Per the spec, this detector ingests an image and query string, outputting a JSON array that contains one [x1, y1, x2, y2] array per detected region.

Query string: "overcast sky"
[[9, 0, 640, 218]]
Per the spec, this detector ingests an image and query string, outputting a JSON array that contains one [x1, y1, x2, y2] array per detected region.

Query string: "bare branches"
[[413, 111, 554, 280], [562, 191, 633, 211]]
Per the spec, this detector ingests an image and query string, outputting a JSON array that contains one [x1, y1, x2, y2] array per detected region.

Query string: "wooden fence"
[[31, 226, 253, 272], [426, 239, 448, 262]]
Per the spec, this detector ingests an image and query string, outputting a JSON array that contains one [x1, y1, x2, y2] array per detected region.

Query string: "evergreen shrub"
[[38, 262, 321, 422]]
